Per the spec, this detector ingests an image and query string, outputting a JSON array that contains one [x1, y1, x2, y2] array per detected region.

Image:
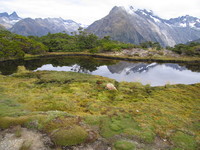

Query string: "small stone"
[[106, 83, 117, 90], [163, 139, 167, 142]]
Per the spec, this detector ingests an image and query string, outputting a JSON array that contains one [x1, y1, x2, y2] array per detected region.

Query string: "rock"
[[106, 83, 117, 91]]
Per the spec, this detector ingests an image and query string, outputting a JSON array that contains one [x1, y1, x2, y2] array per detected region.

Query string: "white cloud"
[[0, 0, 199, 25]]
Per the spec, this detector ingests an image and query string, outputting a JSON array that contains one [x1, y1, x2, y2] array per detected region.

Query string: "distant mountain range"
[[1, 6, 200, 46], [10, 18, 84, 36], [87, 6, 200, 47], [0, 12, 87, 36]]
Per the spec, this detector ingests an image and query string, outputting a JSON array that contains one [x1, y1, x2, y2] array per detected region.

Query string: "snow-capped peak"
[[122, 5, 137, 15]]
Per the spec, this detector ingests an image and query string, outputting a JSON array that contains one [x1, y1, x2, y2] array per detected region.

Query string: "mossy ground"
[[0, 67, 199, 149]]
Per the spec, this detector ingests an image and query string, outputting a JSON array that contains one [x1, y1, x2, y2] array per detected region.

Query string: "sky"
[[0, 0, 200, 25]]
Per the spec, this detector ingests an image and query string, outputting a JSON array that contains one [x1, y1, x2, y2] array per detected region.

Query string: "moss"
[[123, 127, 155, 143], [0, 71, 199, 147], [114, 140, 136, 150], [0, 116, 30, 129], [100, 114, 140, 138], [19, 141, 32, 150], [170, 131, 197, 150], [84, 115, 104, 126], [51, 125, 88, 146]]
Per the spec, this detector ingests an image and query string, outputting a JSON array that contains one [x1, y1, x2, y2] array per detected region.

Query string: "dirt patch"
[[0, 127, 53, 150], [106, 48, 180, 58]]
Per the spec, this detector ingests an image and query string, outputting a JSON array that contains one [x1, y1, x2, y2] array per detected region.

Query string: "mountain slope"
[[0, 12, 21, 29], [10, 17, 83, 36], [87, 6, 200, 46]]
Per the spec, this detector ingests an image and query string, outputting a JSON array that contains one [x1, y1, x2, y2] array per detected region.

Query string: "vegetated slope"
[[87, 6, 200, 47], [0, 68, 199, 149], [0, 30, 47, 60], [0, 24, 6, 30], [31, 31, 135, 52]]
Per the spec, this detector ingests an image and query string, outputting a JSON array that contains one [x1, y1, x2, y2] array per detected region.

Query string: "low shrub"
[[51, 125, 88, 146]]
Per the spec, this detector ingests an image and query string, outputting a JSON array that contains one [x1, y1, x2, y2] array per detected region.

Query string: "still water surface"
[[1, 56, 200, 86]]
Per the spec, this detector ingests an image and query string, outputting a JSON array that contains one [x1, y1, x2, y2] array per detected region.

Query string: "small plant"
[[19, 141, 32, 150], [15, 126, 22, 137], [114, 140, 136, 150], [51, 125, 88, 146]]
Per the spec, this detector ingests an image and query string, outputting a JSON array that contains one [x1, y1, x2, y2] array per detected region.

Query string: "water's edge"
[[1, 53, 200, 63]]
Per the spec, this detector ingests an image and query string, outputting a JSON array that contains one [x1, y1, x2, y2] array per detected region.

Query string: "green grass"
[[114, 140, 136, 150], [0, 67, 199, 149], [51, 125, 88, 146], [170, 131, 197, 150]]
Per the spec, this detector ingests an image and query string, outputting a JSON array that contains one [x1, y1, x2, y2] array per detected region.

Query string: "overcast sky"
[[0, 0, 200, 25]]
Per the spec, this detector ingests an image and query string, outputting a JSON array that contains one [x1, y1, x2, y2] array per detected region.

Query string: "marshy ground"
[[0, 66, 199, 150]]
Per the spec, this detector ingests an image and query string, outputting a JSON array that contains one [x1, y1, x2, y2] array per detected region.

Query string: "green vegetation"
[[114, 140, 136, 150], [19, 141, 32, 150], [0, 67, 199, 149], [1, 27, 200, 62], [0, 30, 47, 60], [31, 29, 135, 53], [170, 131, 197, 150], [51, 126, 88, 146], [139, 41, 162, 50], [167, 42, 200, 56]]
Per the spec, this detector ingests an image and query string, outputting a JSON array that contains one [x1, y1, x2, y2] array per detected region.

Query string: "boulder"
[[106, 83, 117, 90]]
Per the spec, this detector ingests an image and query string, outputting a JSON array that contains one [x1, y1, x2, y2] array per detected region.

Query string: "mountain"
[[166, 15, 200, 28], [0, 24, 6, 30], [87, 6, 200, 46], [10, 18, 82, 36], [0, 11, 86, 36], [107, 61, 186, 75], [0, 12, 21, 29], [188, 38, 200, 44]]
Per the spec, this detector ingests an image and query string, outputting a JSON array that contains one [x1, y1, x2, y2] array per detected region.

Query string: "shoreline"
[[1, 52, 200, 63]]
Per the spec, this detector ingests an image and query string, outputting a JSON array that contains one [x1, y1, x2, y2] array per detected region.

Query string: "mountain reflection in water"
[[0, 56, 200, 86]]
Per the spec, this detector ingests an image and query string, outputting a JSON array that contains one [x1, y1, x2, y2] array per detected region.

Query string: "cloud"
[[0, 0, 199, 25]]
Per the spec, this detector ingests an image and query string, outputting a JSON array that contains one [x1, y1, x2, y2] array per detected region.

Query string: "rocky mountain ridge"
[[87, 6, 200, 46], [10, 17, 82, 36], [0, 11, 21, 29], [0, 11, 85, 36]]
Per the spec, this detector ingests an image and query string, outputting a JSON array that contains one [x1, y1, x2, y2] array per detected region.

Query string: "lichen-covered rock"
[[106, 83, 117, 90]]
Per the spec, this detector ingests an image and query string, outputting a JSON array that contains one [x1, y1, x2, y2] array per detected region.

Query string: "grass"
[[51, 125, 88, 146], [0, 67, 199, 149], [114, 140, 136, 150], [170, 131, 197, 150], [23, 52, 200, 63]]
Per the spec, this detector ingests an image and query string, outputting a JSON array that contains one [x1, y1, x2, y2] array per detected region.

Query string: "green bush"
[[0, 30, 47, 59]]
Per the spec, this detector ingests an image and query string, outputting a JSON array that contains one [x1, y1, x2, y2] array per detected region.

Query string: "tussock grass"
[[0, 68, 199, 148]]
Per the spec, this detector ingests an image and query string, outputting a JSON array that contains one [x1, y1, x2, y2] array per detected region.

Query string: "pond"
[[1, 56, 200, 86]]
